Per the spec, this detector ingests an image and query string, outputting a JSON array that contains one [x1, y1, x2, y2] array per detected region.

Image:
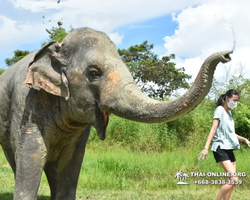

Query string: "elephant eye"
[[88, 66, 102, 81], [89, 69, 99, 76]]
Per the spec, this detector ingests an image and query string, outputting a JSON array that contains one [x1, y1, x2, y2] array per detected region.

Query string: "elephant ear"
[[24, 41, 70, 100]]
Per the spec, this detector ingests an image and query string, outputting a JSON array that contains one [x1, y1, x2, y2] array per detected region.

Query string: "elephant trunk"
[[101, 51, 232, 123]]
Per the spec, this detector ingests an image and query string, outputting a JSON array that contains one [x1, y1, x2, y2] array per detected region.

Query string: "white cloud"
[[0, 15, 47, 53], [108, 32, 124, 45], [163, 0, 250, 83], [10, 0, 61, 12], [9, 0, 206, 33]]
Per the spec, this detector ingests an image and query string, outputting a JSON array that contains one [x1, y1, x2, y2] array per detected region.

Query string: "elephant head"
[[24, 28, 232, 140]]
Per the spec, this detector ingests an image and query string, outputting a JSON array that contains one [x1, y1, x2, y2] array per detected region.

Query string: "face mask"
[[228, 100, 237, 109]]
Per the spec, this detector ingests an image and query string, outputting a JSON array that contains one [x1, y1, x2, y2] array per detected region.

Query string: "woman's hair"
[[216, 89, 240, 107]]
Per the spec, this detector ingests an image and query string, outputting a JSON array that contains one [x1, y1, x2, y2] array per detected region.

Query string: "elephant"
[[0, 27, 232, 200]]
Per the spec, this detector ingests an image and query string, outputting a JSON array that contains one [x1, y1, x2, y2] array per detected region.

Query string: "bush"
[[167, 99, 214, 150], [88, 116, 178, 152], [233, 103, 250, 139]]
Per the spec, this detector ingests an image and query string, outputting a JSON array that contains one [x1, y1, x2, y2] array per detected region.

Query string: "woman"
[[198, 89, 250, 200]]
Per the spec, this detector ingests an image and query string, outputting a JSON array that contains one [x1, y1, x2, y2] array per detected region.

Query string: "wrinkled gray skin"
[[0, 27, 232, 200]]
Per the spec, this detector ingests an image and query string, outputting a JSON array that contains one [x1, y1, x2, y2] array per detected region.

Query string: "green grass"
[[0, 145, 250, 200]]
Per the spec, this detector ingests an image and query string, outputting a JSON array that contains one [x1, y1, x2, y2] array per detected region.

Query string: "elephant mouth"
[[103, 111, 111, 124], [93, 109, 111, 140]]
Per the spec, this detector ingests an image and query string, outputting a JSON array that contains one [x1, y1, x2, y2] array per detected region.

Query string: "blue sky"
[[1, 0, 250, 83], [116, 15, 177, 53]]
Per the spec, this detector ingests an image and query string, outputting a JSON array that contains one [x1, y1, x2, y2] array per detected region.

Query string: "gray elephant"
[[0, 27, 231, 200]]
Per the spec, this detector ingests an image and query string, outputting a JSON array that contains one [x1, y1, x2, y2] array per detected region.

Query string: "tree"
[[209, 75, 250, 106], [0, 69, 5, 76], [42, 26, 73, 46], [227, 75, 250, 106], [118, 41, 191, 99], [4, 50, 30, 67]]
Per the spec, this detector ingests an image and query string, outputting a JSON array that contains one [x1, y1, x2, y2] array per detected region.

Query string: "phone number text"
[[194, 180, 242, 185]]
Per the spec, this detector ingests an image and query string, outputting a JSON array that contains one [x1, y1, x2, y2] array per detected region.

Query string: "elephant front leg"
[[44, 162, 57, 200], [2, 146, 16, 175], [13, 128, 47, 200], [45, 126, 91, 200]]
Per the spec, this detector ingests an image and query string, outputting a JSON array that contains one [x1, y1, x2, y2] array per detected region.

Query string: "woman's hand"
[[244, 138, 250, 147], [198, 148, 208, 161]]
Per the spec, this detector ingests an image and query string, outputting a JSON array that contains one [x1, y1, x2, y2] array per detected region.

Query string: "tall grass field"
[[0, 145, 250, 200]]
